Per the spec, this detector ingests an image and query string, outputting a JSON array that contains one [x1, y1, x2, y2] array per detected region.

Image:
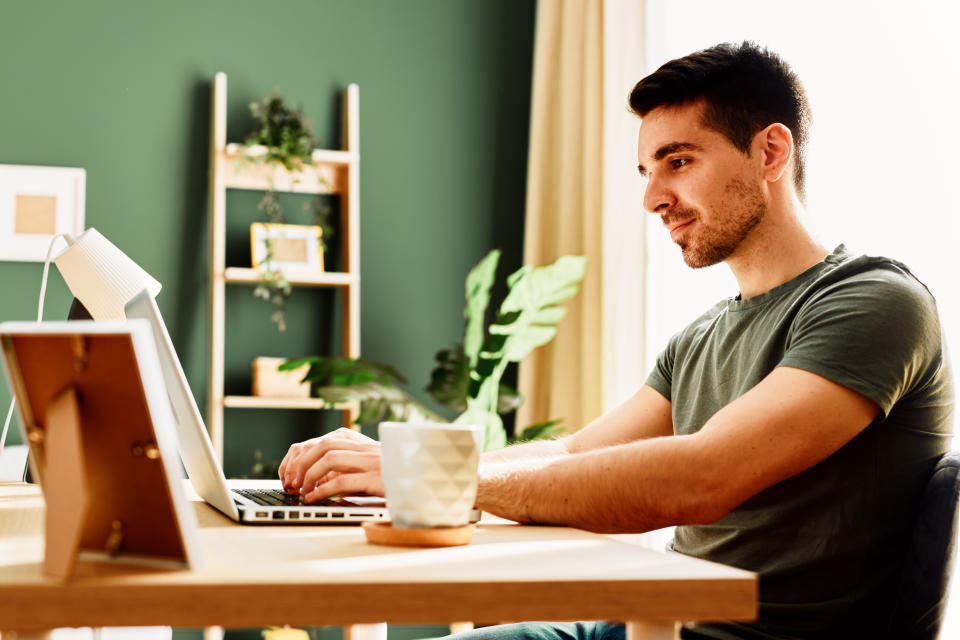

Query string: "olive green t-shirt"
[[646, 245, 954, 640]]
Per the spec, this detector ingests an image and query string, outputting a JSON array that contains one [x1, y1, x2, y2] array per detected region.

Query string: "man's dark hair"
[[630, 41, 812, 201]]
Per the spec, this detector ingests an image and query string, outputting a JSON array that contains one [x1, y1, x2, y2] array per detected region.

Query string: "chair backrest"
[[887, 451, 960, 640]]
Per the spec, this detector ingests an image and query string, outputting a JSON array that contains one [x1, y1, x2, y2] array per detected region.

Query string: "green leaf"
[[502, 326, 556, 361], [495, 255, 586, 364], [496, 383, 524, 414], [463, 250, 500, 370], [278, 356, 318, 372], [313, 381, 446, 426], [426, 345, 470, 412], [510, 419, 564, 444], [455, 405, 505, 451], [462, 254, 585, 444], [500, 257, 586, 316], [285, 356, 406, 387]]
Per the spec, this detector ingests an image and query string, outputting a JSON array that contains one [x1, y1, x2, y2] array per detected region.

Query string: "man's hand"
[[278, 428, 384, 502]]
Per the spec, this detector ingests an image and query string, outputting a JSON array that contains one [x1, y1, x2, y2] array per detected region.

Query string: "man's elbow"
[[674, 469, 743, 526]]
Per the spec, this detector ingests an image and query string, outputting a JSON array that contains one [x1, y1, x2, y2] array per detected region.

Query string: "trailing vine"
[[242, 90, 334, 331]]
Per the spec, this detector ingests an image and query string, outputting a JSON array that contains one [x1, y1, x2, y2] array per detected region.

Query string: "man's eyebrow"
[[637, 141, 705, 177]]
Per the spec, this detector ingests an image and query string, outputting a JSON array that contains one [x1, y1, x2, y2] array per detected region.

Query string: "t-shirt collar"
[[726, 244, 851, 311]]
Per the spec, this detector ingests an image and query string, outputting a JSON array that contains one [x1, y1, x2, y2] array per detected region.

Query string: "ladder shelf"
[[207, 72, 361, 464]]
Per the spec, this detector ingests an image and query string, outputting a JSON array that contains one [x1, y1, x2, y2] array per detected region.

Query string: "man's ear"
[[755, 123, 793, 183]]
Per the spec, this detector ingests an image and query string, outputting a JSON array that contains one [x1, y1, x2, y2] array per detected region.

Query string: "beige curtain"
[[517, 0, 648, 433]]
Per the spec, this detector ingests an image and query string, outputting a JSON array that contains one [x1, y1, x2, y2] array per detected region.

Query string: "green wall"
[[0, 0, 535, 471], [0, 2, 535, 636]]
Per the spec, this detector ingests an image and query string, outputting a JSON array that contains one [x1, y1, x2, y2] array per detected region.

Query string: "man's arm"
[[282, 384, 673, 501], [482, 384, 674, 463], [476, 366, 879, 532]]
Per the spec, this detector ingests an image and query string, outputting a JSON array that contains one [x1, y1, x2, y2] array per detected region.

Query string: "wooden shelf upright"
[[207, 72, 361, 464]]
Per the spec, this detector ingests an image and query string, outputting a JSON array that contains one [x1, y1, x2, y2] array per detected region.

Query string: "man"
[[279, 42, 953, 639]]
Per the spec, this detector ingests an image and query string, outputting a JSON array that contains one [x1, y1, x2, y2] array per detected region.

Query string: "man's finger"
[[302, 471, 384, 503], [300, 449, 381, 493], [290, 435, 379, 492]]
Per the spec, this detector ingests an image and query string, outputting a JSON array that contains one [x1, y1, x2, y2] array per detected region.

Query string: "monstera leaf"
[[463, 249, 500, 370], [460, 255, 587, 449], [497, 255, 586, 361]]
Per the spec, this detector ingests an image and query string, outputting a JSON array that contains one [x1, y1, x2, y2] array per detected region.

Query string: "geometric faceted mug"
[[379, 422, 484, 528]]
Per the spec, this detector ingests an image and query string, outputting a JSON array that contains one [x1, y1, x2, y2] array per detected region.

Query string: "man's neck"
[[726, 202, 829, 299]]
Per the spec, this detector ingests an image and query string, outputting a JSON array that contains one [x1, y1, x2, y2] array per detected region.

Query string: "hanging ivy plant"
[[242, 90, 335, 331]]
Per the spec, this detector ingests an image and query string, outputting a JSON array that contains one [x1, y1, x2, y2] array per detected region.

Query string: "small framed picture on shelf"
[[250, 222, 324, 272], [0, 164, 86, 262]]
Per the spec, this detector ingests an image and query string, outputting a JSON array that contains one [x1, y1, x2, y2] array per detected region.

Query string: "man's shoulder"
[[807, 249, 938, 314]]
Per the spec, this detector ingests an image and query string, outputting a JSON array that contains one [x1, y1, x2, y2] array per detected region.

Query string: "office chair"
[[887, 451, 960, 639]]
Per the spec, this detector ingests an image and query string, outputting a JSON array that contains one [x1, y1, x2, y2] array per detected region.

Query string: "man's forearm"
[[474, 437, 572, 523], [480, 436, 570, 464], [476, 435, 718, 533]]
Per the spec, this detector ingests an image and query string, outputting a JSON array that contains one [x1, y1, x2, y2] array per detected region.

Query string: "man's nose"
[[643, 174, 675, 213]]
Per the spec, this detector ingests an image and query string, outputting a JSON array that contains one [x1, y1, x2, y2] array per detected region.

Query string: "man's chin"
[[680, 243, 727, 269]]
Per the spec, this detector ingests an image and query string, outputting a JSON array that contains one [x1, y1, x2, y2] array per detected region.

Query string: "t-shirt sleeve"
[[778, 267, 944, 419], [646, 331, 679, 402]]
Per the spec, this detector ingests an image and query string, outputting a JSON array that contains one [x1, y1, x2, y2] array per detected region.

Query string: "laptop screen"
[[124, 291, 241, 519]]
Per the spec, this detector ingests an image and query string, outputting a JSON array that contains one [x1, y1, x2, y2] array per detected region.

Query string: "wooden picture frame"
[[0, 320, 201, 579], [0, 164, 85, 262], [250, 222, 324, 273]]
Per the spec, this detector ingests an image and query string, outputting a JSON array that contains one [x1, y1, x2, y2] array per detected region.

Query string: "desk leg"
[[343, 623, 387, 640], [203, 626, 223, 640], [625, 621, 679, 640]]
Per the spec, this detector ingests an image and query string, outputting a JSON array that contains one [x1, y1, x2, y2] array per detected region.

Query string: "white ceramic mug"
[[379, 422, 484, 528]]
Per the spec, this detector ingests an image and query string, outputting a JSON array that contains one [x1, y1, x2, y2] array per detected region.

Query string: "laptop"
[[125, 291, 481, 525], [124, 291, 395, 524]]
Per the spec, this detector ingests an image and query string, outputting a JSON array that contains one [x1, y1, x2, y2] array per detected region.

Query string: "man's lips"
[[668, 219, 694, 240]]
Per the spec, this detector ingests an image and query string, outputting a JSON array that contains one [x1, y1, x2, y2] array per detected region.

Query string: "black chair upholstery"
[[887, 451, 960, 639]]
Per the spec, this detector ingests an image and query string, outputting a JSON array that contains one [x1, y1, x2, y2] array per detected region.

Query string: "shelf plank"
[[227, 143, 357, 166], [224, 267, 356, 287], [221, 144, 354, 194], [223, 396, 358, 411]]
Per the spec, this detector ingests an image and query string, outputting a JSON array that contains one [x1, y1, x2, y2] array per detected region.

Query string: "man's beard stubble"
[[673, 177, 766, 269]]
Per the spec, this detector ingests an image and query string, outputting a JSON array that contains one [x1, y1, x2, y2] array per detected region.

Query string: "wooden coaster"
[[362, 522, 475, 547]]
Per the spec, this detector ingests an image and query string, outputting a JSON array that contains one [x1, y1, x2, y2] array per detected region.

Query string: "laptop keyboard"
[[233, 488, 304, 506]]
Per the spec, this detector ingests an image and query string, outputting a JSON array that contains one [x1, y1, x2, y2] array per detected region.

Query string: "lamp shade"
[[54, 228, 161, 320]]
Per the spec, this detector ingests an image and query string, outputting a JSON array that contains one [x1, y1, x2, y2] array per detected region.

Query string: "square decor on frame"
[[0, 164, 86, 262]]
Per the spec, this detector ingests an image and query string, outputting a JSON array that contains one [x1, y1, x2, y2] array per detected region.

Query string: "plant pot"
[[252, 357, 310, 398]]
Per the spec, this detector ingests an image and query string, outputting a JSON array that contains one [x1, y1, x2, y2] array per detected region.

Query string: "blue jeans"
[[442, 622, 625, 640], [441, 622, 725, 640]]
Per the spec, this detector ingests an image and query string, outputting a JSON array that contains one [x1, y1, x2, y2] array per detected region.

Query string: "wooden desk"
[[0, 482, 756, 639]]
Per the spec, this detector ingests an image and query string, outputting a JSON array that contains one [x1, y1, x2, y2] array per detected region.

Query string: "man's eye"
[[671, 158, 690, 169]]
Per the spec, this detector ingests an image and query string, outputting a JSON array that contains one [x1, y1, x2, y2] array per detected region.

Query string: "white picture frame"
[[250, 222, 324, 272], [0, 164, 85, 262]]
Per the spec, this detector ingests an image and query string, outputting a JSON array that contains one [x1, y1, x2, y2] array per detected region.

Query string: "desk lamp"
[[55, 227, 162, 320], [0, 227, 162, 459]]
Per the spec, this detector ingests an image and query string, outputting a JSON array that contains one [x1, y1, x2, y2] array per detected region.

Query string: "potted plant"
[[282, 250, 586, 449]]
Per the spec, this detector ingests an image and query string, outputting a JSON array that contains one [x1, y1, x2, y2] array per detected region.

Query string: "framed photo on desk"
[[0, 319, 200, 579]]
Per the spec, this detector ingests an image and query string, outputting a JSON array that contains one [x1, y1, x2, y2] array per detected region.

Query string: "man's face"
[[636, 101, 766, 268]]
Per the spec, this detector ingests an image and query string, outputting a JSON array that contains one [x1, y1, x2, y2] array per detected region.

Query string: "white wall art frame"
[[250, 222, 324, 273], [0, 164, 85, 262]]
